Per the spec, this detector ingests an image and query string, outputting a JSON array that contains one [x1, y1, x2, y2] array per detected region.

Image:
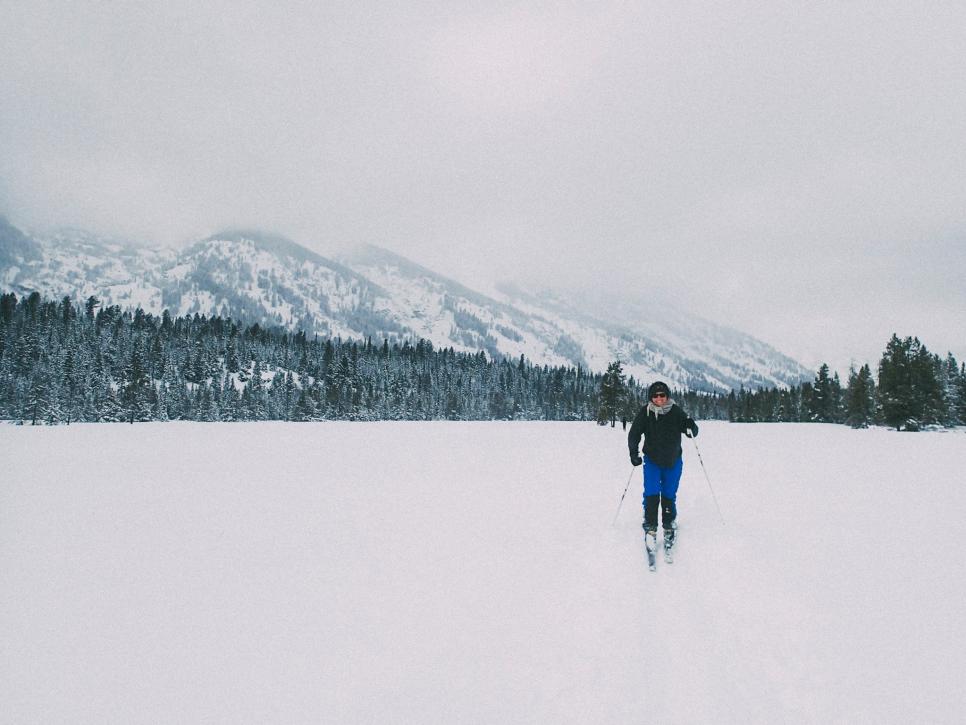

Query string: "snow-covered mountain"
[[491, 282, 811, 393], [0, 217, 810, 390]]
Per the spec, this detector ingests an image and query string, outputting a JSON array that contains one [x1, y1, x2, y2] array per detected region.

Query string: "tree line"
[[716, 334, 965, 430], [596, 336, 966, 431], [0, 292, 612, 424], [3, 292, 962, 430]]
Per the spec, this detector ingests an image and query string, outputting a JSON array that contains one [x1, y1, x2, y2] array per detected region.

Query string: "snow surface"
[[3, 422, 966, 723]]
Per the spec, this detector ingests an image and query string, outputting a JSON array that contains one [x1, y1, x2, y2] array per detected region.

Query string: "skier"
[[628, 381, 698, 562]]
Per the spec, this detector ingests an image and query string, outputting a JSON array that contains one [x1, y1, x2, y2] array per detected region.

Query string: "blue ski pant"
[[642, 455, 682, 529]]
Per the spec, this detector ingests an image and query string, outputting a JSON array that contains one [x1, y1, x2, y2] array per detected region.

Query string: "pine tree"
[[60, 295, 75, 328], [292, 386, 317, 421], [598, 360, 627, 427], [220, 375, 239, 421], [45, 377, 62, 426], [246, 358, 267, 419], [196, 382, 219, 421], [957, 363, 966, 426], [845, 364, 876, 428], [940, 354, 961, 426], [909, 338, 944, 428], [0, 292, 17, 325], [830, 372, 844, 423], [148, 334, 165, 381], [26, 368, 51, 425], [809, 364, 835, 422], [283, 370, 298, 420], [61, 343, 79, 424], [225, 333, 240, 373], [0, 355, 15, 420], [121, 347, 154, 423], [878, 335, 914, 430]]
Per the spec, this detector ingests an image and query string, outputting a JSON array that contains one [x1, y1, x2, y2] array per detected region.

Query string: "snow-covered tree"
[[121, 347, 154, 423]]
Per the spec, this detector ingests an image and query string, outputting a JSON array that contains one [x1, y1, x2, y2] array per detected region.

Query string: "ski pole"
[[690, 436, 725, 526], [612, 466, 637, 526]]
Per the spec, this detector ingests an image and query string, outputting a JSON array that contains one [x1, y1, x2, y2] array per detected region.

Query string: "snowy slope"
[[0, 218, 810, 390], [340, 244, 582, 367], [341, 245, 811, 390], [164, 231, 395, 339], [13, 225, 173, 311], [495, 283, 812, 391], [3, 422, 965, 723]]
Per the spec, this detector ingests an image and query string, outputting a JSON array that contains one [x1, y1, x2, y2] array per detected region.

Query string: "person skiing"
[[628, 381, 698, 559]]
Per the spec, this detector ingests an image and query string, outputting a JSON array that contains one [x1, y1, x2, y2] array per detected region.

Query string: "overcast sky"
[[2, 1, 965, 372]]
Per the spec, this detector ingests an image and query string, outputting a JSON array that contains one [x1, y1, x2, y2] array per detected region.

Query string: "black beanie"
[[647, 381, 670, 399]]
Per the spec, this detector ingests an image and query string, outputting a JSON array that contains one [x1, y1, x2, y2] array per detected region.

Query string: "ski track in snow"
[[2, 421, 966, 723]]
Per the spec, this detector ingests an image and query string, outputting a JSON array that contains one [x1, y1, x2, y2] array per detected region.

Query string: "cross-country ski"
[[663, 527, 676, 564], [644, 528, 657, 570]]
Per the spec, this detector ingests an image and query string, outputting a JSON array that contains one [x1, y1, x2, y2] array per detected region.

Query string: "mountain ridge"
[[0, 219, 811, 391]]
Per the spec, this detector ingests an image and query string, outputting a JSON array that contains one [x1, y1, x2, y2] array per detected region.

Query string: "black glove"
[[684, 418, 699, 438], [630, 453, 643, 467]]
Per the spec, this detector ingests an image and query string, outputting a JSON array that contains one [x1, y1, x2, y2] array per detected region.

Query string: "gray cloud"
[[2, 1, 965, 370]]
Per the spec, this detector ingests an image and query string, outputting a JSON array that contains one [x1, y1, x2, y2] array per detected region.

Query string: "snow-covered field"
[[3, 421, 966, 724]]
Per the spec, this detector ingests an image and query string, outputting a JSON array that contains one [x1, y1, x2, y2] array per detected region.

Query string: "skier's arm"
[[627, 408, 646, 463]]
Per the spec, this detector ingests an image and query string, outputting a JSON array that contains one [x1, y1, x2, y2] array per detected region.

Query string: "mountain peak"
[[201, 229, 312, 260]]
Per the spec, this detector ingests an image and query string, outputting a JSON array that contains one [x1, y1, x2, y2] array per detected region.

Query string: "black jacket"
[[627, 403, 696, 468]]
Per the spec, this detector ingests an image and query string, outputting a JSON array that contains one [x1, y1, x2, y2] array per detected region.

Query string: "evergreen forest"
[[2, 292, 963, 430], [0, 292, 619, 424]]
